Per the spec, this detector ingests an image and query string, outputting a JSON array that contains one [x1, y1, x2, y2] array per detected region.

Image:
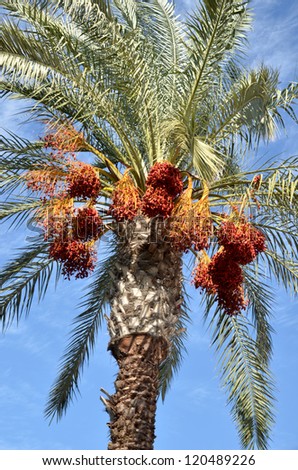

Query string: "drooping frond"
[[0, 0, 153, 179], [260, 160, 298, 214], [209, 312, 275, 449], [0, 198, 42, 228], [0, 131, 48, 196], [210, 66, 298, 146], [0, 238, 56, 330], [263, 250, 298, 295], [207, 156, 298, 220], [243, 267, 274, 365], [44, 240, 120, 421], [0, 131, 46, 165], [191, 136, 225, 180]]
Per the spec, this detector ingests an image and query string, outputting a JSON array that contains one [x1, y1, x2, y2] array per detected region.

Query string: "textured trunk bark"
[[107, 334, 168, 450], [103, 217, 183, 450]]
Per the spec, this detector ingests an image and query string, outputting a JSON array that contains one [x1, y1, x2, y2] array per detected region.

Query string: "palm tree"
[[0, 0, 297, 450]]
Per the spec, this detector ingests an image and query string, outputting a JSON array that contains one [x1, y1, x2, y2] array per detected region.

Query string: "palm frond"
[[162, 118, 224, 179], [0, 238, 55, 330], [0, 131, 46, 164], [264, 250, 298, 294], [183, 0, 252, 119], [243, 267, 274, 365], [0, 198, 42, 228], [262, 165, 298, 210], [191, 136, 224, 180], [209, 311, 275, 449], [44, 239, 120, 422], [0, 131, 48, 195], [210, 65, 294, 146], [0, 3, 149, 172], [114, 0, 138, 29], [206, 155, 298, 220], [136, 0, 186, 108]]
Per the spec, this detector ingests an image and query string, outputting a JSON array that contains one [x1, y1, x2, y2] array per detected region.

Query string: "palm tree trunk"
[[104, 217, 182, 450], [107, 334, 168, 450]]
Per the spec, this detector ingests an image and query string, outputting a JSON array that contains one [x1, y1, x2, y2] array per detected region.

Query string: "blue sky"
[[0, 0, 298, 450]]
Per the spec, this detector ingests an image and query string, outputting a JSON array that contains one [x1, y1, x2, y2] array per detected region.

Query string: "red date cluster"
[[43, 201, 74, 241], [252, 173, 262, 190], [142, 186, 174, 218], [49, 239, 96, 280], [194, 220, 266, 315], [26, 161, 101, 201], [109, 163, 183, 220], [66, 161, 101, 200], [26, 168, 63, 199], [26, 128, 101, 201], [45, 204, 103, 279], [146, 162, 183, 197], [142, 162, 183, 218], [25, 128, 103, 279], [192, 255, 216, 295], [43, 126, 84, 154], [217, 220, 266, 265], [209, 251, 247, 315], [169, 214, 211, 252], [72, 206, 103, 241], [108, 167, 214, 253], [193, 250, 247, 316]]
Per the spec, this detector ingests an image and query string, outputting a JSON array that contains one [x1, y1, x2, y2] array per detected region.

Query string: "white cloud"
[[248, 0, 298, 82]]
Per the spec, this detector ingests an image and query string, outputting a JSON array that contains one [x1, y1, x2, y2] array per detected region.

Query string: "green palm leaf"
[[243, 267, 274, 365], [0, 198, 42, 228], [45, 240, 120, 421], [183, 0, 252, 120], [210, 66, 298, 146], [209, 311, 275, 449], [0, 0, 297, 450], [0, 238, 56, 330]]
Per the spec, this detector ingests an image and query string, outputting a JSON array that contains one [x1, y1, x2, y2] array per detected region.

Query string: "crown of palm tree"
[[0, 0, 297, 449]]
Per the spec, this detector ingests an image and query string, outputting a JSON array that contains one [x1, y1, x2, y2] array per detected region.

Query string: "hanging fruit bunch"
[[193, 208, 267, 316], [108, 172, 142, 221], [72, 206, 103, 241], [209, 250, 248, 315], [250, 173, 262, 210], [216, 218, 266, 265], [42, 198, 74, 242], [169, 179, 212, 252], [193, 252, 216, 295], [66, 161, 101, 200], [43, 124, 85, 157], [142, 162, 183, 218], [44, 203, 103, 280], [108, 162, 184, 220], [49, 239, 97, 280], [25, 126, 103, 279], [108, 162, 213, 252], [193, 249, 248, 316]]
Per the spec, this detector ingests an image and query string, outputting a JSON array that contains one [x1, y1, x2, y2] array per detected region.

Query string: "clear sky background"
[[0, 0, 297, 450]]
